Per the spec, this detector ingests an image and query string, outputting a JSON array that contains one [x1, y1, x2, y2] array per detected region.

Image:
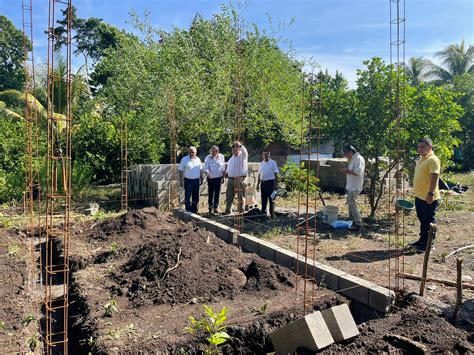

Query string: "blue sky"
[[1, 0, 473, 87]]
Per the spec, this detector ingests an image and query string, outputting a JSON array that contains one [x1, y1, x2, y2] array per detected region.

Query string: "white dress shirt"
[[204, 153, 225, 178], [178, 155, 202, 179], [258, 159, 279, 181], [346, 152, 365, 192], [226, 145, 248, 177]]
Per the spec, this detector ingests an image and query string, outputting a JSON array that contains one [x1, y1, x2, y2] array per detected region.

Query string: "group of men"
[[178, 141, 279, 217], [178, 137, 441, 253]]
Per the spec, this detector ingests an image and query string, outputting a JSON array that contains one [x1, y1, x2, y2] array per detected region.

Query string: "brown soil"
[[322, 296, 473, 354], [0, 229, 39, 353], [68, 208, 344, 353]]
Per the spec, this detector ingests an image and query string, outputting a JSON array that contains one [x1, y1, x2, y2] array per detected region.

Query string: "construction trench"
[[3, 0, 472, 353]]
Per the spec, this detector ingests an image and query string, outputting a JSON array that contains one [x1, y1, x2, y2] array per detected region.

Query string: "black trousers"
[[207, 177, 222, 210], [184, 178, 200, 213], [261, 180, 275, 216], [415, 197, 439, 247]]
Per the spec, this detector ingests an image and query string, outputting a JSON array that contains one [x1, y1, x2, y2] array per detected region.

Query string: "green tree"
[[324, 58, 463, 218], [427, 40, 473, 85], [0, 16, 30, 91], [405, 56, 430, 86]]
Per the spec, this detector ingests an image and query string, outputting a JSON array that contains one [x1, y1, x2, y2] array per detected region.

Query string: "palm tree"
[[427, 40, 474, 85], [405, 56, 431, 86]]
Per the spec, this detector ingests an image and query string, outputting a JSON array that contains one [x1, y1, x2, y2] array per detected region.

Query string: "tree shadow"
[[326, 248, 417, 263]]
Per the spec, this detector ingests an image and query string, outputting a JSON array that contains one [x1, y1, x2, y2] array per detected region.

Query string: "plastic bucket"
[[323, 205, 339, 224]]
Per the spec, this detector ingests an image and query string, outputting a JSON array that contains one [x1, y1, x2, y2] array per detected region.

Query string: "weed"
[[319, 274, 327, 289], [106, 329, 121, 340], [103, 299, 118, 317], [110, 241, 120, 255], [252, 301, 269, 315], [26, 332, 40, 352], [259, 227, 282, 240], [185, 305, 231, 354], [124, 323, 137, 338], [0, 320, 6, 333], [21, 314, 36, 327], [7, 243, 21, 257]]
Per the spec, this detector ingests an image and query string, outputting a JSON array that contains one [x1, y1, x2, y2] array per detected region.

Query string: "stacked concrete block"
[[128, 163, 261, 211], [269, 311, 334, 353]]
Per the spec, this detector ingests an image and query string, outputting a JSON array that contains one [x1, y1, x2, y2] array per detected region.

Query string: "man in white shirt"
[[341, 144, 365, 231], [224, 141, 248, 215], [257, 149, 279, 218], [178, 146, 202, 213], [204, 145, 225, 215]]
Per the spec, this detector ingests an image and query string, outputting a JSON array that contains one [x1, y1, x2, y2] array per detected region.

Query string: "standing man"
[[224, 141, 248, 215], [341, 144, 365, 231], [204, 145, 225, 215], [256, 149, 279, 218], [410, 138, 440, 252], [178, 146, 202, 213]]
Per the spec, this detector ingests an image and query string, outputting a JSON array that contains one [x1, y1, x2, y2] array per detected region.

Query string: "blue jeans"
[[184, 178, 200, 213], [415, 197, 439, 247]]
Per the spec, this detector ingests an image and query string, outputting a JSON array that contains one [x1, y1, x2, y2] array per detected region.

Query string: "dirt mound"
[[110, 222, 294, 306]]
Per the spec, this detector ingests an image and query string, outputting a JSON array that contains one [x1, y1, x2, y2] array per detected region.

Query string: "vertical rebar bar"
[[45, 1, 72, 352]]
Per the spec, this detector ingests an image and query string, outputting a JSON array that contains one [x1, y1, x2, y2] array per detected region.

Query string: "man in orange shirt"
[[410, 138, 441, 253]]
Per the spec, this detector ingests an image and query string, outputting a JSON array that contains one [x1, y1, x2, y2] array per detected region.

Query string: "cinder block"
[[269, 311, 334, 354], [240, 233, 259, 254], [172, 208, 180, 219], [274, 247, 297, 269], [321, 303, 359, 342], [226, 228, 239, 245], [257, 239, 277, 261], [313, 263, 341, 291], [237, 233, 245, 248], [338, 274, 370, 306], [182, 211, 192, 223], [368, 285, 395, 313]]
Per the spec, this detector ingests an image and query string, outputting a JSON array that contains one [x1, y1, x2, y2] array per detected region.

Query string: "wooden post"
[[452, 258, 463, 320], [419, 223, 436, 296]]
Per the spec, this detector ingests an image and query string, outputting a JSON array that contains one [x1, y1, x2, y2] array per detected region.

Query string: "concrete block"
[[226, 228, 239, 245], [313, 263, 342, 291], [182, 211, 192, 223], [172, 208, 180, 219], [269, 311, 334, 354], [321, 303, 359, 342], [257, 239, 277, 261], [338, 274, 370, 306], [240, 233, 260, 254], [368, 285, 395, 313], [274, 247, 297, 269]]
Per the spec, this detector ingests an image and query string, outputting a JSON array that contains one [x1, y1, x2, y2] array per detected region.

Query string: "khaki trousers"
[[347, 190, 362, 226], [225, 177, 246, 213]]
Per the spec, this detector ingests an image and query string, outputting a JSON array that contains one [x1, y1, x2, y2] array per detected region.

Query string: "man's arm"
[[256, 173, 261, 191], [274, 173, 278, 189], [179, 171, 184, 188], [426, 173, 439, 204], [241, 144, 248, 160]]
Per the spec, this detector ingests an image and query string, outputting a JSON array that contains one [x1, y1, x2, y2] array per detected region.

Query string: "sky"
[[1, 0, 473, 87]]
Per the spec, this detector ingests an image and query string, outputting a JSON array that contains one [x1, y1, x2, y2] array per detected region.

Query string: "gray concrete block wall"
[[129, 163, 261, 210], [173, 208, 395, 313]]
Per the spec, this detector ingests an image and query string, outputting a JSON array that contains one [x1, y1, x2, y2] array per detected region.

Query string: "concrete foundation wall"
[[173, 208, 395, 314]]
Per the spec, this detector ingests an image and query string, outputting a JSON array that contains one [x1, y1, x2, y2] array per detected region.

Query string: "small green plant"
[[252, 301, 269, 315], [26, 332, 40, 352], [7, 243, 21, 256], [280, 162, 318, 194], [319, 274, 326, 289], [259, 227, 282, 240], [185, 305, 231, 354], [21, 314, 36, 327], [124, 323, 137, 338], [110, 241, 119, 255], [0, 320, 7, 333], [106, 329, 121, 340], [103, 299, 118, 317]]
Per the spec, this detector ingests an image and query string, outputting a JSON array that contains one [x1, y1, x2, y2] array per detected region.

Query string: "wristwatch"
[[427, 192, 434, 196]]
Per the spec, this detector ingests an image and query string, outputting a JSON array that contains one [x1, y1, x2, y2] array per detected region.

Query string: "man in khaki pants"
[[341, 145, 365, 231], [224, 141, 248, 215]]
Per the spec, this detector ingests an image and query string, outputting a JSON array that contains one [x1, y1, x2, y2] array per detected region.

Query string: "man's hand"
[[426, 194, 434, 205], [339, 167, 348, 174], [179, 180, 184, 188], [256, 183, 260, 192]]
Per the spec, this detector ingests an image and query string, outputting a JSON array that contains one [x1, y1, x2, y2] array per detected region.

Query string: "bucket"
[[323, 205, 339, 224]]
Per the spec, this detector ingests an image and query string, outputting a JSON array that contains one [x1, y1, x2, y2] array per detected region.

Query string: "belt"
[[262, 179, 275, 182], [228, 176, 246, 179]]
